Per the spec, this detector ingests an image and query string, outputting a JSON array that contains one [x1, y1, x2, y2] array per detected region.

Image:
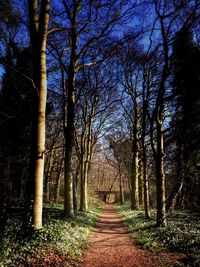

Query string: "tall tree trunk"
[[29, 0, 50, 229], [79, 100, 96, 211], [141, 79, 150, 218], [63, 3, 80, 216], [64, 68, 76, 216], [33, 61, 47, 228], [131, 106, 139, 210]]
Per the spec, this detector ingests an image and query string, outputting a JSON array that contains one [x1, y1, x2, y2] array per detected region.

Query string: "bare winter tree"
[[47, 0, 134, 216], [75, 61, 120, 211]]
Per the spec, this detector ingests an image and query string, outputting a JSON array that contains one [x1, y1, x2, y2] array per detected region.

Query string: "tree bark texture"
[[29, 0, 50, 229]]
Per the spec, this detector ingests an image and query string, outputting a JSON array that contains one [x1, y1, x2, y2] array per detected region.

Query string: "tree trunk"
[[63, 7, 79, 216], [33, 49, 47, 229], [29, 0, 50, 229], [72, 162, 79, 212], [131, 119, 139, 210], [142, 145, 150, 218], [131, 103, 140, 210], [156, 124, 166, 226], [64, 71, 76, 217], [166, 177, 184, 210], [64, 133, 74, 216], [119, 174, 124, 204], [55, 159, 64, 204], [131, 149, 139, 209], [80, 160, 89, 211], [139, 159, 143, 207], [73, 174, 78, 212], [79, 100, 96, 211], [44, 146, 54, 203]]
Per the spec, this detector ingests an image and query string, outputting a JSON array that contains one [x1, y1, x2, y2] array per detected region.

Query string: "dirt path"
[[80, 204, 186, 267]]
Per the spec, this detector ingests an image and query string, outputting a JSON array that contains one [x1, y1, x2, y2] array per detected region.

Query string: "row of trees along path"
[[1, 0, 200, 232], [80, 204, 186, 267]]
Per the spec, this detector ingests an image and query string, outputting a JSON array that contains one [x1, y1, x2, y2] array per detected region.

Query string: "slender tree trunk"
[[167, 178, 184, 210], [139, 159, 143, 207], [131, 148, 139, 209], [119, 174, 124, 204], [79, 102, 96, 211], [131, 107, 140, 210], [61, 71, 74, 216], [64, 69, 76, 216], [156, 124, 166, 226], [72, 162, 79, 212], [44, 146, 54, 203], [73, 175, 78, 212], [63, 6, 79, 216], [143, 145, 150, 218], [64, 154, 74, 216], [80, 160, 89, 211], [52, 164, 61, 204], [141, 81, 150, 218]]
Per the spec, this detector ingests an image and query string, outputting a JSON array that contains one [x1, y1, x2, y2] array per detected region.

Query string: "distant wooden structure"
[[95, 191, 121, 203]]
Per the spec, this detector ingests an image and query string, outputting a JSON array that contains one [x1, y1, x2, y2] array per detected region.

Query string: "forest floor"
[[80, 204, 187, 267]]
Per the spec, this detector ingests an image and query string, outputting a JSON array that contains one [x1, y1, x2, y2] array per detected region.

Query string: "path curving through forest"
[[80, 204, 186, 267]]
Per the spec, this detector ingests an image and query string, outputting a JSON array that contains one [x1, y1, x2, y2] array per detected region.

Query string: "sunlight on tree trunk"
[[80, 161, 89, 211], [29, 0, 50, 229]]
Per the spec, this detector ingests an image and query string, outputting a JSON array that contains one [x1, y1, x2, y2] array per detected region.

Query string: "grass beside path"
[[116, 205, 200, 266], [0, 198, 103, 266]]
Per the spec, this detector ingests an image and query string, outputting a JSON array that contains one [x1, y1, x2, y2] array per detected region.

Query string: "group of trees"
[[0, 0, 200, 230]]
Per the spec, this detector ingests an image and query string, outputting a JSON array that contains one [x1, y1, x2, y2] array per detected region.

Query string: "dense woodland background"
[[0, 0, 200, 232]]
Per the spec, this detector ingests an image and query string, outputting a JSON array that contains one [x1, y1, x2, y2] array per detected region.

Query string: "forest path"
[[80, 204, 153, 267], [80, 203, 186, 267]]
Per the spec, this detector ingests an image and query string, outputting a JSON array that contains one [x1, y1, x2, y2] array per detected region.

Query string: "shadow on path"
[[80, 204, 155, 267]]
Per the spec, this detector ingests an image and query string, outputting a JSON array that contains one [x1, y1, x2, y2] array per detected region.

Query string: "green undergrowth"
[[117, 205, 200, 266], [0, 198, 102, 266]]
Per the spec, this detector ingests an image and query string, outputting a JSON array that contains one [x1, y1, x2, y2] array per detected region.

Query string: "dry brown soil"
[[80, 204, 187, 267]]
